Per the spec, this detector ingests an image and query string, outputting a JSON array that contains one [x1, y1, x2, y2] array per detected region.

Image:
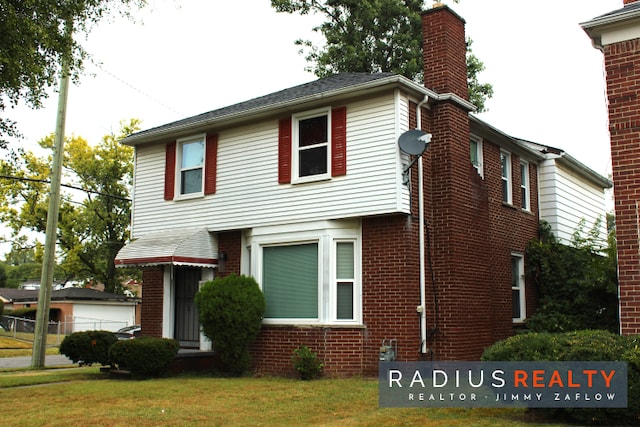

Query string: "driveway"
[[0, 354, 75, 369]]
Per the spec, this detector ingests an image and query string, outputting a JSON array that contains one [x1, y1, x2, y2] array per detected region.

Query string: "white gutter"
[[416, 95, 430, 355]]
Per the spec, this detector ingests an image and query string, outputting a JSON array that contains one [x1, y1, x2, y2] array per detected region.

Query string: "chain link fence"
[[0, 315, 129, 346]]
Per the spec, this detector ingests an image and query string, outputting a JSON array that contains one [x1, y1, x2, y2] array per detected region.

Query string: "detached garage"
[[2, 287, 140, 333]]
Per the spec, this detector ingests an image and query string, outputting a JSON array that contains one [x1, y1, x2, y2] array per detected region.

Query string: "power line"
[[91, 60, 185, 117], [0, 174, 131, 202]]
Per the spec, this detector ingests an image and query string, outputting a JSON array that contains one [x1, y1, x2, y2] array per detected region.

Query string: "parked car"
[[115, 325, 141, 340]]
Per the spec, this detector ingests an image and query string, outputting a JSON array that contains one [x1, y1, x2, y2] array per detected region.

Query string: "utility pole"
[[31, 19, 72, 369]]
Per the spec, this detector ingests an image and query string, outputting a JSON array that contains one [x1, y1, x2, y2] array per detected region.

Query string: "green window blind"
[[263, 243, 318, 319]]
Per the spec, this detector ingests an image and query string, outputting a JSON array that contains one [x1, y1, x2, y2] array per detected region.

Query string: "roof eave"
[[121, 76, 447, 146]]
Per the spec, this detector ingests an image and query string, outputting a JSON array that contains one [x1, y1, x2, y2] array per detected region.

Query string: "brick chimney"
[[421, 5, 469, 100], [420, 5, 493, 360], [624, 0, 638, 5]]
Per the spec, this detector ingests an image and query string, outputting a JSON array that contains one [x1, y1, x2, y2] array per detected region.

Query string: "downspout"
[[416, 95, 429, 354]]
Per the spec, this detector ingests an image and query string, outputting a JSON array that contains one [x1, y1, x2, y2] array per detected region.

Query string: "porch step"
[[170, 350, 217, 374]]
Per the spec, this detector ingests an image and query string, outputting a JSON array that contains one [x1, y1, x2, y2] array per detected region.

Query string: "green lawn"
[[0, 367, 571, 427]]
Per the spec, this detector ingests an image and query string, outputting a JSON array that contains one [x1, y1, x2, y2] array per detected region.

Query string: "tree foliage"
[[525, 219, 619, 333], [0, 119, 139, 292], [271, 0, 493, 112], [0, 0, 147, 148]]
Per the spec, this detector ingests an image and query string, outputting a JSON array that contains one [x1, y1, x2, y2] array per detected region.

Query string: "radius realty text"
[[378, 361, 627, 408]]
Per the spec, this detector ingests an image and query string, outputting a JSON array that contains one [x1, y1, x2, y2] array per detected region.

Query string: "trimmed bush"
[[292, 345, 324, 380], [195, 274, 265, 376], [59, 330, 117, 366], [109, 337, 179, 377], [482, 330, 640, 425]]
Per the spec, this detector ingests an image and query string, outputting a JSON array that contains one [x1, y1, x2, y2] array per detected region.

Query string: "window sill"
[[172, 193, 204, 202], [262, 322, 365, 329], [291, 175, 332, 185]]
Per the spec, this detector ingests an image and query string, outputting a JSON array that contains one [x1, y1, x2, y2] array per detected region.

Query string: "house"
[[582, 0, 640, 336], [518, 138, 612, 245], [0, 287, 140, 333], [116, 5, 611, 376]]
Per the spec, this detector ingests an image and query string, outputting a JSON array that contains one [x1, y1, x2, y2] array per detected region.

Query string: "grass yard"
[[0, 336, 59, 358], [0, 368, 570, 427]]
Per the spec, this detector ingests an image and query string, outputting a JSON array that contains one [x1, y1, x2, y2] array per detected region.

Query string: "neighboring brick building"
[[115, 5, 610, 376], [582, 0, 640, 336]]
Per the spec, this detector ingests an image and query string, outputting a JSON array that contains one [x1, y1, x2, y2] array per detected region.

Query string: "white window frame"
[[175, 134, 206, 199], [511, 253, 526, 323], [331, 239, 360, 323], [500, 150, 512, 205], [470, 134, 483, 177], [292, 107, 332, 184], [520, 161, 530, 211], [249, 222, 361, 326]]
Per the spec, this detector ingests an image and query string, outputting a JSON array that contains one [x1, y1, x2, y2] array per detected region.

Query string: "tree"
[[271, 0, 493, 112], [525, 219, 619, 333], [0, 0, 146, 148], [0, 119, 139, 293]]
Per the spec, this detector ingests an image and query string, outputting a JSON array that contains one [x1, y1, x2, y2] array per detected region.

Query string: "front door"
[[174, 266, 201, 348]]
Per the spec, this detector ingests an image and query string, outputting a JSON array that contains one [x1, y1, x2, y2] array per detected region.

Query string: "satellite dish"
[[398, 130, 431, 156]]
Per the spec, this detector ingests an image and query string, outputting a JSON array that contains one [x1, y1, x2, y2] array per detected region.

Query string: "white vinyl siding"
[[538, 160, 609, 245], [131, 92, 411, 236]]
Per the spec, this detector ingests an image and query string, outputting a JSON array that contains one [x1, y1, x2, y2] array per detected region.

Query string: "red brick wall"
[[604, 39, 640, 335], [421, 6, 468, 100], [141, 267, 164, 337], [216, 230, 242, 278]]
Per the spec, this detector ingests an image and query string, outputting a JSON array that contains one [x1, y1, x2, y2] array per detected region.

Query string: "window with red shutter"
[[279, 106, 347, 184]]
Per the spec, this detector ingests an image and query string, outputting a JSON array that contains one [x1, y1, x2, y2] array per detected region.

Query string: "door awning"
[[115, 227, 218, 268]]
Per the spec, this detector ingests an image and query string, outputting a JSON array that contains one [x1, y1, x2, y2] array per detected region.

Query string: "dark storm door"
[[174, 267, 201, 348]]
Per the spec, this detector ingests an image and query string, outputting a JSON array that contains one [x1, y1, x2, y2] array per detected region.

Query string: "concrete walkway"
[[0, 354, 76, 369]]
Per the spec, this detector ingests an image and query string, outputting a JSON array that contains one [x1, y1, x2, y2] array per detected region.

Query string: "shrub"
[[292, 345, 324, 380], [482, 330, 640, 425], [59, 330, 117, 366], [109, 337, 179, 377], [525, 220, 619, 333], [195, 274, 265, 376]]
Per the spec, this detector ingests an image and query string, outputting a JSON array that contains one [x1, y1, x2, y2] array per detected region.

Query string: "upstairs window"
[[179, 137, 204, 195], [470, 135, 483, 176], [164, 134, 218, 200], [296, 112, 329, 178], [520, 161, 530, 211], [500, 150, 512, 204], [278, 106, 347, 184]]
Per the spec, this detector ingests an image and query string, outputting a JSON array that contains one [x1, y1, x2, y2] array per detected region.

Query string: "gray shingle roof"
[[125, 72, 398, 142]]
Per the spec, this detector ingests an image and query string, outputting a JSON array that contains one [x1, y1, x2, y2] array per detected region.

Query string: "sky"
[[0, 0, 625, 255]]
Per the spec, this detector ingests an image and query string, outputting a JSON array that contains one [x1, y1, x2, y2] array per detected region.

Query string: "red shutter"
[[204, 133, 218, 195], [278, 117, 292, 184], [331, 106, 347, 176], [164, 141, 176, 200]]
